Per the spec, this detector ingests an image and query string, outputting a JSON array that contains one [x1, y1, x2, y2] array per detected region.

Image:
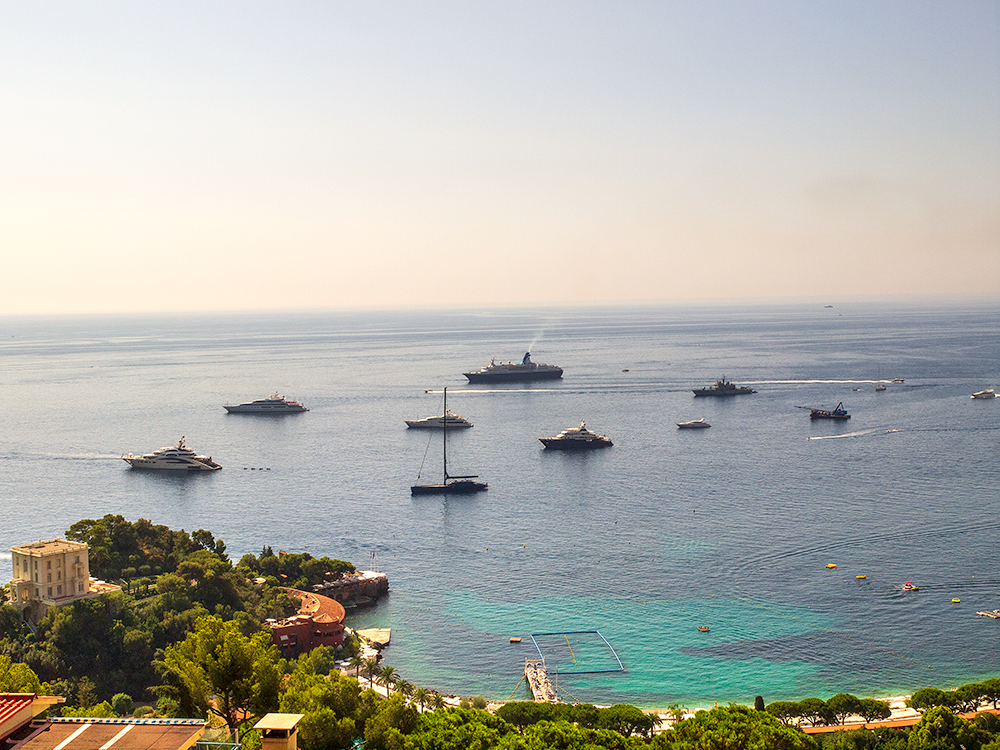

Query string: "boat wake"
[[0, 451, 121, 461], [807, 429, 884, 441]]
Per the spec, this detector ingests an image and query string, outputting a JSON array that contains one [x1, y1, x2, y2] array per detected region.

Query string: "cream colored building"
[[9, 538, 117, 618]]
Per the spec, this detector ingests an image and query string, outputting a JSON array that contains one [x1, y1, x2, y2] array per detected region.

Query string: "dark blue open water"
[[1, 303, 998, 708]]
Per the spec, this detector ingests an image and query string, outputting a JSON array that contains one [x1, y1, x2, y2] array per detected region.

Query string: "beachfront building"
[[8, 539, 120, 620], [267, 588, 346, 657]]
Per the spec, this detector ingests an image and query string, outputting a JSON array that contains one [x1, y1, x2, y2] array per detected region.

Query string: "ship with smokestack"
[[463, 352, 563, 383]]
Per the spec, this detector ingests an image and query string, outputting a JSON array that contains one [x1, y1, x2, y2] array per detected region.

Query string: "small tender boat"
[[510, 637, 522, 643], [697, 626, 710, 632], [891, 378, 905, 383], [677, 418, 711, 429], [903, 581, 918, 591], [856, 575, 867, 579], [972, 389, 996, 399], [825, 563, 837, 569]]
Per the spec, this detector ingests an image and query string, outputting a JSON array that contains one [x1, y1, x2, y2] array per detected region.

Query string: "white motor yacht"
[[122, 437, 221, 471], [677, 418, 711, 429], [225, 393, 309, 413], [404, 409, 473, 429], [971, 389, 996, 399]]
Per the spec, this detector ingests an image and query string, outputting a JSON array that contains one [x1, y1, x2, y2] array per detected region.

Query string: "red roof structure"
[[268, 588, 346, 657], [0, 694, 65, 743]]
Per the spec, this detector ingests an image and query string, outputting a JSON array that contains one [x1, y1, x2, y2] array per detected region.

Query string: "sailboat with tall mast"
[[411, 387, 488, 495]]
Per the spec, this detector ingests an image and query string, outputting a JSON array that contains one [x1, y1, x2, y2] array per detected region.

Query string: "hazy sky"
[[1, 2, 997, 314]]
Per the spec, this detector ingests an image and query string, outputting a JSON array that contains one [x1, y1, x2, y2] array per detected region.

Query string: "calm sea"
[[1, 302, 998, 708]]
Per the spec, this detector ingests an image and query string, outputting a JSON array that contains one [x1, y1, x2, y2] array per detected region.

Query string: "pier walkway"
[[524, 660, 559, 703]]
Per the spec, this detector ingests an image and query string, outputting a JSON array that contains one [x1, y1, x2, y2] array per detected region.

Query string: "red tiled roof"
[[0, 694, 36, 725]]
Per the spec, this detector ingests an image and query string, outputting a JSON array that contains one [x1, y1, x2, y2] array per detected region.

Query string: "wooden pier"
[[976, 609, 1000, 619], [524, 660, 559, 703]]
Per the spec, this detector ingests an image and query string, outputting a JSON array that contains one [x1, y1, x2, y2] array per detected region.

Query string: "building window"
[[47, 573, 51, 583], [47, 561, 51, 570], [78, 583, 84, 592], [57, 585, 62, 595], [57, 571, 61, 580], [47, 587, 52, 597], [75, 556, 80, 564]]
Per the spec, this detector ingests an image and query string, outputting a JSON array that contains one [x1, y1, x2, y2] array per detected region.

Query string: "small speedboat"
[[697, 626, 710, 632], [903, 581, 918, 591], [972, 389, 996, 399], [677, 418, 711, 429]]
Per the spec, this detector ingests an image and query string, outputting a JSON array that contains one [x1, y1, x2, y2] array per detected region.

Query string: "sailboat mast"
[[442, 387, 448, 482]]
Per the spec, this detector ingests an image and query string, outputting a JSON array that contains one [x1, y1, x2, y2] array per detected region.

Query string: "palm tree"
[[347, 655, 363, 678], [431, 693, 445, 710], [413, 688, 429, 712], [378, 665, 397, 695], [396, 679, 414, 702], [361, 658, 381, 690]]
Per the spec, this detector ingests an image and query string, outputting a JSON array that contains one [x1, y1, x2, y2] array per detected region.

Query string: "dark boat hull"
[[810, 413, 851, 420], [692, 389, 755, 397], [411, 481, 488, 495], [539, 439, 612, 450], [464, 369, 563, 383]]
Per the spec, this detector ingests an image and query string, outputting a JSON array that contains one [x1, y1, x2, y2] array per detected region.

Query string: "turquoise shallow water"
[[0, 303, 998, 707]]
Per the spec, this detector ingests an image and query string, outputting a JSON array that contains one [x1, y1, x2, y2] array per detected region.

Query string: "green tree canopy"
[[653, 704, 817, 750], [826, 694, 863, 725], [0, 654, 43, 693], [907, 687, 953, 713], [906, 705, 985, 750], [156, 615, 282, 737]]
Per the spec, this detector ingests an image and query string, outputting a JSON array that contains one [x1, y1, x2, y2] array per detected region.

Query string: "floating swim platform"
[[510, 637, 521, 643]]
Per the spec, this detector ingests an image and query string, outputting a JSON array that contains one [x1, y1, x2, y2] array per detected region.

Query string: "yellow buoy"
[[856, 575, 867, 579], [952, 598, 961, 603], [826, 564, 837, 569]]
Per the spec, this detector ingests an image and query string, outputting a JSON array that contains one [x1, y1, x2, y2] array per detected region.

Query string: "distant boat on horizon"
[[810, 402, 851, 420], [693, 376, 756, 397], [224, 393, 308, 413], [464, 352, 563, 383]]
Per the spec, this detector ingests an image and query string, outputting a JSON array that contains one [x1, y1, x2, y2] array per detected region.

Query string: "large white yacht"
[[224, 393, 309, 413], [122, 437, 222, 471], [404, 409, 473, 429], [972, 389, 996, 399], [539, 421, 613, 450]]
